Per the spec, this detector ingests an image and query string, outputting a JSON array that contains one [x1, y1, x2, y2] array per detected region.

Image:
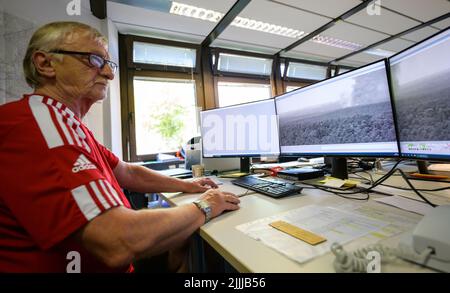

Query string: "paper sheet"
[[236, 205, 390, 264], [374, 195, 434, 215]]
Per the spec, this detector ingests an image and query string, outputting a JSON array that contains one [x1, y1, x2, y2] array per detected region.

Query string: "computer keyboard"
[[231, 176, 303, 198]]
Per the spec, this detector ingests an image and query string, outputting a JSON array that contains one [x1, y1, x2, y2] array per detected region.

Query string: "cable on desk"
[[351, 171, 450, 192], [299, 182, 370, 201], [242, 188, 251, 196], [330, 242, 434, 273], [351, 169, 442, 206], [301, 160, 403, 200], [396, 169, 437, 207], [302, 160, 440, 207]]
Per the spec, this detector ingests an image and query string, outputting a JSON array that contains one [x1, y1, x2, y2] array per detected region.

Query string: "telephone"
[[331, 205, 450, 272], [399, 204, 450, 272]]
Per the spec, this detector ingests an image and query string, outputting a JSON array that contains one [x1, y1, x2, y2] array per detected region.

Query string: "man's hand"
[[184, 178, 219, 193], [198, 189, 240, 219]]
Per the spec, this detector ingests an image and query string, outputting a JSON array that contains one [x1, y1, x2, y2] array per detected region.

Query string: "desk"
[[160, 172, 450, 272]]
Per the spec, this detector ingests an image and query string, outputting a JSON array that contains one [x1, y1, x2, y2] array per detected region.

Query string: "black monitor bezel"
[[199, 98, 281, 158], [275, 58, 400, 159], [387, 26, 450, 162]]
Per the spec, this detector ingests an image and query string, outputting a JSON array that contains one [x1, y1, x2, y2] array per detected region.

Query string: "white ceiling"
[[107, 0, 236, 43], [375, 38, 415, 52], [288, 40, 353, 62], [433, 17, 450, 29], [345, 5, 421, 35], [341, 51, 382, 64], [381, 0, 450, 22], [107, 0, 450, 67], [400, 26, 441, 42], [318, 21, 390, 46], [272, 0, 362, 18], [212, 0, 330, 51]]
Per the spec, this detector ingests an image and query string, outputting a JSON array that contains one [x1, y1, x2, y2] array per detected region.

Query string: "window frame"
[[120, 34, 204, 162], [282, 57, 329, 83], [214, 75, 273, 108], [125, 35, 201, 74], [211, 48, 274, 80], [211, 48, 275, 107]]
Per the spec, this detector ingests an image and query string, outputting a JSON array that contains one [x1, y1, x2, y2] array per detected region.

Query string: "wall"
[[0, 6, 5, 105], [0, 0, 112, 147], [102, 18, 123, 159]]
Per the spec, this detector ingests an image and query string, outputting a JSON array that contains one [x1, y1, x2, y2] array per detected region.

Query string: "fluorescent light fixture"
[[312, 35, 364, 51], [170, 1, 304, 38], [169, 1, 363, 51], [365, 48, 396, 57], [170, 1, 222, 22], [232, 16, 305, 38]]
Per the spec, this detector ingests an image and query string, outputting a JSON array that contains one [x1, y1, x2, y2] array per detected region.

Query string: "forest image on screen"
[[278, 64, 396, 148], [390, 35, 450, 143]]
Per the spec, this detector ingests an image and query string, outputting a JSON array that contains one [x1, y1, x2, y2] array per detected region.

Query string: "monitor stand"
[[240, 157, 250, 173], [302, 157, 354, 190], [406, 160, 450, 182], [217, 157, 250, 178], [331, 157, 348, 180]]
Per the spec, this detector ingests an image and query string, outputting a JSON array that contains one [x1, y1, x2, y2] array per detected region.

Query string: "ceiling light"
[[170, 1, 305, 39], [169, 1, 362, 52], [312, 35, 364, 51], [170, 2, 219, 22]]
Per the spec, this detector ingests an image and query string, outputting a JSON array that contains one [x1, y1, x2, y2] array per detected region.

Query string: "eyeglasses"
[[49, 50, 118, 74]]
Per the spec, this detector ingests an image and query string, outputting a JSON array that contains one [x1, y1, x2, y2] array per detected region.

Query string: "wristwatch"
[[193, 199, 212, 224]]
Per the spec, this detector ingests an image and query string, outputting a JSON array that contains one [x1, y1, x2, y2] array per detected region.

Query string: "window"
[[120, 35, 203, 162], [217, 81, 271, 107], [218, 53, 272, 76], [213, 50, 274, 107], [133, 42, 196, 68], [133, 77, 199, 156], [286, 62, 327, 80]]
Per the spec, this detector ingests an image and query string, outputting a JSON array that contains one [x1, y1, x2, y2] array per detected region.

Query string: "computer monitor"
[[388, 27, 450, 161], [276, 59, 399, 161], [200, 99, 280, 161]]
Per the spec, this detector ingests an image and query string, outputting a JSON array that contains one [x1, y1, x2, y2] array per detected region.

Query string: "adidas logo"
[[72, 154, 96, 173]]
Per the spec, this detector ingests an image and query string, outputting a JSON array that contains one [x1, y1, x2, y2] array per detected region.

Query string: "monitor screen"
[[276, 60, 399, 157], [389, 28, 450, 160], [200, 99, 280, 157]]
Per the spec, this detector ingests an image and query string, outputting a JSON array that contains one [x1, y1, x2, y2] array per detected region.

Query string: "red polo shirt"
[[0, 94, 131, 272]]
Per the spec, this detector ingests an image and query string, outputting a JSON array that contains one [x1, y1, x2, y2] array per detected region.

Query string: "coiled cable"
[[330, 242, 434, 273]]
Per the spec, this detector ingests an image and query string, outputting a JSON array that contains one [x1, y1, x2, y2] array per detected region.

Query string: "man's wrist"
[[193, 199, 212, 223], [179, 179, 194, 192]]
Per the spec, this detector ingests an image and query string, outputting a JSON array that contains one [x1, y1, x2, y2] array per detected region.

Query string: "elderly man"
[[0, 21, 240, 272]]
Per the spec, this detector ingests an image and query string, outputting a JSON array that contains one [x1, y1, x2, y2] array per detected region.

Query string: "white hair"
[[23, 21, 107, 88]]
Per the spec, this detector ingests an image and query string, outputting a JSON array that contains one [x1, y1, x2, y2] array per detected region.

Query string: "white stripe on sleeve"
[[104, 181, 124, 206], [28, 96, 64, 149], [98, 180, 118, 206], [51, 107, 74, 145], [89, 181, 111, 209], [71, 185, 101, 221]]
